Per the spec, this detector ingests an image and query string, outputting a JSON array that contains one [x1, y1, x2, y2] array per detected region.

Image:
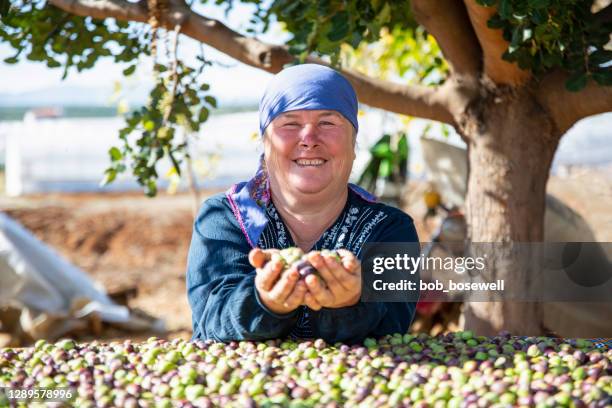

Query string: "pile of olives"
[[1, 332, 610, 407], [249, 247, 343, 279]]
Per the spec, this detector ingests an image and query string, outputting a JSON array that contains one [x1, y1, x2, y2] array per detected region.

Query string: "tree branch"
[[182, 11, 455, 123], [181, 12, 291, 73], [411, 0, 482, 78], [536, 70, 612, 134], [48, 0, 148, 22], [337, 69, 456, 124], [48, 0, 456, 124], [463, 1, 531, 86]]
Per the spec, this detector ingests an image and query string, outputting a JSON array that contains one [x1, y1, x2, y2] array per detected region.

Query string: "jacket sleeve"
[[312, 211, 420, 344], [186, 195, 299, 342]]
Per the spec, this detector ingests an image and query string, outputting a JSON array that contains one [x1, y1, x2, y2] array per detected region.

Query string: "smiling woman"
[[186, 64, 420, 344], [264, 109, 356, 200]]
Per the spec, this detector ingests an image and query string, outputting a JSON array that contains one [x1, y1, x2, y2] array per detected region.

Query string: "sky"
[[0, 2, 279, 103]]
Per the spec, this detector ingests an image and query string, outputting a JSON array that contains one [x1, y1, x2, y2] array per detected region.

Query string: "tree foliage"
[[476, 0, 612, 90], [1, 0, 610, 195], [0, 1, 148, 77], [105, 59, 217, 196], [252, 0, 417, 64], [244, 0, 610, 88], [341, 25, 449, 86]]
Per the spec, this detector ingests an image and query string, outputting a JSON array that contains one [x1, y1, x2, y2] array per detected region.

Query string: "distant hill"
[[0, 83, 260, 120], [0, 106, 118, 121], [0, 85, 134, 107], [0, 104, 259, 121]]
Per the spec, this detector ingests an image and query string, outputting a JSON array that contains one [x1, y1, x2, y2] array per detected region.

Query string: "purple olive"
[[298, 266, 316, 278]]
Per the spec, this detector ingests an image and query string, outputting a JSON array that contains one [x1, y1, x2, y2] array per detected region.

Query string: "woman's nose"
[[299, 124, 319, 147]]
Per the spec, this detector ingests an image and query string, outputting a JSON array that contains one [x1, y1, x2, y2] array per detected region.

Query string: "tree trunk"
[[461, 87, 560, 336]]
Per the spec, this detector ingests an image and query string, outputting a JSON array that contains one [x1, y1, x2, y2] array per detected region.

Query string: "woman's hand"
[[253, 253, 307, 315], [302, 249, 361, 310]]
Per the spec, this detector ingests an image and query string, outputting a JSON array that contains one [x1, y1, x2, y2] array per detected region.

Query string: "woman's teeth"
[[295, 159, 325, 167]]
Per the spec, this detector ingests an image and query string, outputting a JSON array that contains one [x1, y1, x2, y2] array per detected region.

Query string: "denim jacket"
[[186, 188, 420, 344]]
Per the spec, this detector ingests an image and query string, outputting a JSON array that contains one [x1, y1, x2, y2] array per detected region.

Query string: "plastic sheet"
[[0, 212, 165, 339]]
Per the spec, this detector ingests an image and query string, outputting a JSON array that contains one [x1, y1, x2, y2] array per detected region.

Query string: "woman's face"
[[264, 109, 356, 197]]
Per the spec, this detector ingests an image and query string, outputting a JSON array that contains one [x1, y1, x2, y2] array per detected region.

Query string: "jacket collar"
[[226, 180, 376, 248]]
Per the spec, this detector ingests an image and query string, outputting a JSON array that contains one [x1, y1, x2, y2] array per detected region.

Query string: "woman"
[[186, 64, 419, 344]]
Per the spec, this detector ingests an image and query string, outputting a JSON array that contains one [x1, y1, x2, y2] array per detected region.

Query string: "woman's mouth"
[[294, 159, 327, 167]]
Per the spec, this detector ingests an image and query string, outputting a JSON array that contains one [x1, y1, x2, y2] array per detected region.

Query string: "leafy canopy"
[[475, 0, 612, 90], [1, 0, 610, 195]]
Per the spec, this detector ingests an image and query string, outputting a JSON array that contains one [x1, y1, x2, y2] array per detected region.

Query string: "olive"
[[0, 332, 610, 407]]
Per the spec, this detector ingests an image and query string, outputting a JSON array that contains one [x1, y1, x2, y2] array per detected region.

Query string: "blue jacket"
[[186, 189, 420, 344]]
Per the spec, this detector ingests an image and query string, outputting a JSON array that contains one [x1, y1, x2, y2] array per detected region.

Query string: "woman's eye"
[[283, 122, 300, 127], [320, 121, 336, 127]]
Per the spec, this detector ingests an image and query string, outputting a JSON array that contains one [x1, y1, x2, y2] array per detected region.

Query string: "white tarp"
[[0, 212, 165, 339], [420, 135, 468, 208]]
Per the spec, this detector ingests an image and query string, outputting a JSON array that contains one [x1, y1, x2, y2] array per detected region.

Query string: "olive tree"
[[2, 0, 611, 335]]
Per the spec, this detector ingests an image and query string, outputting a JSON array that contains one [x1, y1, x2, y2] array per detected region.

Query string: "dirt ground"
[[1, 191, 216, 343], [1, 165, 610, 344]]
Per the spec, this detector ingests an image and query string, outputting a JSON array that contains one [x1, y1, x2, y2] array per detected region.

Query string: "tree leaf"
[[510, 27, 523, 47], [327, 11, 350, 42], [108, 146, 122, 161], [516, 49, 532, 69], [530, 9, 546, 24], [100, 169, 116, 186], [487, 15, 505, 29], [592, 71, 612, 86], [198, 107, 210, 122], [565, 72, 588, 92], [528, 0, 549, 8], [143, 120, 155, 132], [145, 180, 157, 197], [204, 95, 217, 108], [498, 0, 512, 19], [153, 63, 167, 73], [375, 3, 391, 26], [123, 64, 136, 76], [0, 0, 10, 18]]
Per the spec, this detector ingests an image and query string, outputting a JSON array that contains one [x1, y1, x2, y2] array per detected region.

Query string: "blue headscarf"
[[226, 64, 374, 248], [259, 64, 359, 135]]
